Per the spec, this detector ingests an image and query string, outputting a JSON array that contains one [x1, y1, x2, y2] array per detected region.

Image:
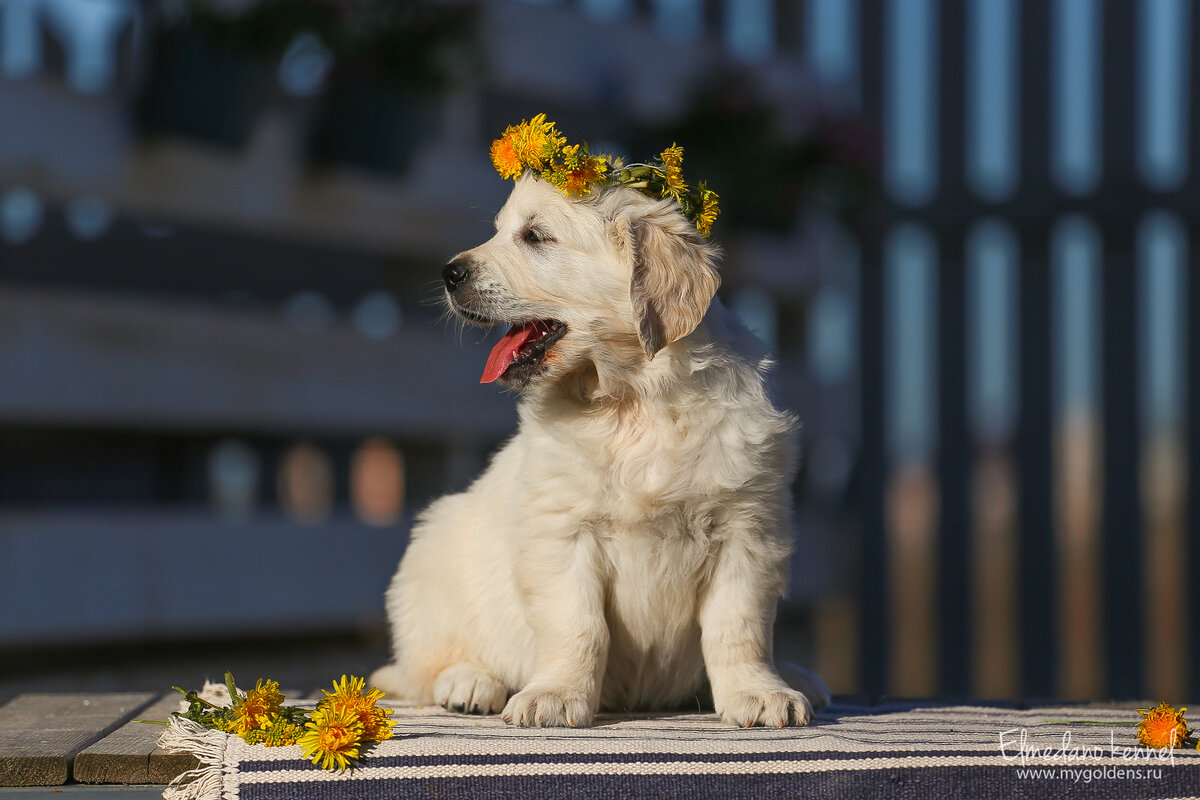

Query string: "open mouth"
[[480, 319, 568, 384]]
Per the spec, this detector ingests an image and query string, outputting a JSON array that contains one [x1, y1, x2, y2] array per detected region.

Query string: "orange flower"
[[1137, 702, 1190, 749], [490, 113, 565, 180], [232, 679, 284, 735], [490, 135, 522, 180], [550, 144, 608, 196]]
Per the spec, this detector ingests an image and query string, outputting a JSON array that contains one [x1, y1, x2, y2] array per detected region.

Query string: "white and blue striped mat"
[[160, 701, 1200, 799]]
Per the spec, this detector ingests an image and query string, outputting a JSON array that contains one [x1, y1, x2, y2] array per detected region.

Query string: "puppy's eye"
[[523, 227, 553, 245]]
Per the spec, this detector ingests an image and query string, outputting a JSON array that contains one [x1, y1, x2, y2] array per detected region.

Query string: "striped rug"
[[159, 701, 1200, 799]]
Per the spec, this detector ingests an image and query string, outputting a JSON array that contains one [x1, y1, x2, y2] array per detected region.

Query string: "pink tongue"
[[480, 323, 538, 383]]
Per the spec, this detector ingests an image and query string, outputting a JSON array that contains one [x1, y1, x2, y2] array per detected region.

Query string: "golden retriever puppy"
[[370, 174, 830, 727]]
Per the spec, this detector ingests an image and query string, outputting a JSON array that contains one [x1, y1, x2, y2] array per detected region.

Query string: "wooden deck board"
[[74, 694, 190, 785], [76, 689, 311, 785], [0, 694, 155, 787]]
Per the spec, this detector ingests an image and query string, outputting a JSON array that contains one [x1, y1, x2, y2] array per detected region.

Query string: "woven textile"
[[159, 701, 1200, 799]]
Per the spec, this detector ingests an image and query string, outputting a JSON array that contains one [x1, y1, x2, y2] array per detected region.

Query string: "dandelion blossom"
[[1137, 702, 1190, 749], [696, 183, 720, 238], [363, 705, 395, 742], [320, 675, 396, 742], [490, 135, 523, 180], [232, 679, 284, 735], [299, 705, 364, 772], [550, 145, 609, 196], [660, 144, 687, 198]]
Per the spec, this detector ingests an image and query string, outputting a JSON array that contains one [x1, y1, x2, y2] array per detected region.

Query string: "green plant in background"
[[182, 0, 339, 62], [329, 0, 479, 88], [646, 68, 878, 232], [143, 0, 478, 163], [176, 0, 479, 87]]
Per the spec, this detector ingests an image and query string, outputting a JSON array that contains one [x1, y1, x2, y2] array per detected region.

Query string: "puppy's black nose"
[[442, 256, 472, 292]]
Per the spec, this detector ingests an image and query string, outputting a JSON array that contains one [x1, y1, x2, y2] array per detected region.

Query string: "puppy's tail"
[[777, 661, 832, 710]]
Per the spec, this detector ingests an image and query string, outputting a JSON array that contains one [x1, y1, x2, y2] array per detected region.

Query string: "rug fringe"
[[157, 716, 229, 800]]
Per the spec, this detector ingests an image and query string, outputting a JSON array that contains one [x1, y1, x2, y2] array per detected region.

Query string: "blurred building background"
[[0, 0, 1193, 707]]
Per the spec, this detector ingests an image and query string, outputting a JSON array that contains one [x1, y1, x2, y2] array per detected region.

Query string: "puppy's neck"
[[532, 339, 697, 419]]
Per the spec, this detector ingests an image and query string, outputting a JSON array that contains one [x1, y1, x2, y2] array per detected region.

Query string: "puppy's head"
[[443, 174, 720, 394]]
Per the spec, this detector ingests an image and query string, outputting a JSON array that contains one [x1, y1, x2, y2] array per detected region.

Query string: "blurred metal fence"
[[845, 0, 1195, 702]]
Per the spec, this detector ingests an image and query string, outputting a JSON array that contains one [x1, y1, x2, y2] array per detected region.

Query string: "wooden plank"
[[77, 689, 308, 785], [0, 693, 155, 787], [0, 513, 407, 648], [74, 694, 181, 785], [0, 287, 516, 440]]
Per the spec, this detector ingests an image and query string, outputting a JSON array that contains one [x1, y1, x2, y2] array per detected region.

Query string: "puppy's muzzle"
[[443, 255, 474, 293]]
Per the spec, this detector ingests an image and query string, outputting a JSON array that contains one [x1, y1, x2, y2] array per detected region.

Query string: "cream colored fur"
[[370, 175, 830, 727]]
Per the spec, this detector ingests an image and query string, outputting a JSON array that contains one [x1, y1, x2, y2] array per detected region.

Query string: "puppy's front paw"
[[719, 688, 814, 728], [434, 663, 509, 715], [501, 687, 593, 728]]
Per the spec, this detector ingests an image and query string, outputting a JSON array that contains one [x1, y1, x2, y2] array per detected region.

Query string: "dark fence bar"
[[858, 255, 888, 699], [1098, 0, 1144, 700], [934, 0, 970, 699], [1015, 252, 1056, 699], [936, 255, 970, 698], [857, 0, 888, 700], [1011, 0, 1057, 700], [1189, 255, 1200, 705]]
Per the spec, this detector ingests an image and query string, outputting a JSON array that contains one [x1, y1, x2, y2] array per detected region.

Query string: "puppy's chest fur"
[[512, 379, 783, 709]]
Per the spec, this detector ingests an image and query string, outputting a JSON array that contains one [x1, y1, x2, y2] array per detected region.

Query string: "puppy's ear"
[[621, 207, 720, 358]]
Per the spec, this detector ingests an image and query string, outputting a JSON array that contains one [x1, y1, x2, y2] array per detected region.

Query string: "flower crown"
[[489, 113, 720, 238]]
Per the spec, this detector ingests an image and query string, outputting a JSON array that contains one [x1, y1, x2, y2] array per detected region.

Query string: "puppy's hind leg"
[[434, 663, 509, 715], [368, 662, 408, 696]]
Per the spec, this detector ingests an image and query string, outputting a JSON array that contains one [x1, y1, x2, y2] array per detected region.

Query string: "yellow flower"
[[210, 714, 236, 734], [550, 144, 609, 196], [319, 675, 396, 742], [243, 714, 303, 747], [324, 674, 369, 703], [259, 716, 303, 747], [1137, 702, 1190, 749], [660, 144, 687, 197], [518, 113, 565, 170], [362, 706, 395, 742], [491, 113, 566, 180], [232, 679, 284, 735], [299, 705, 363, 772], [660, 144, 683, 170], [696, 182, 719, 238]]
